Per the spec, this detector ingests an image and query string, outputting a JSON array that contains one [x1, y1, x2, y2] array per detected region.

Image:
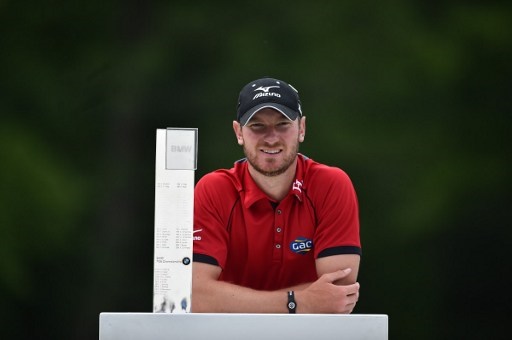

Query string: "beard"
[[243, 140, 300, 177]]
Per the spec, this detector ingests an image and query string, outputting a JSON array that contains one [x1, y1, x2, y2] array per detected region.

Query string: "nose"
[[263, 126, 280, 145]]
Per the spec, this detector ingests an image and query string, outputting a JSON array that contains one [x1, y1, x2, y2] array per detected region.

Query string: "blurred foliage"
[[0, 0, 510, 339]]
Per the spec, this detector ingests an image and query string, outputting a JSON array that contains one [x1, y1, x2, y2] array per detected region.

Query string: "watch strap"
[[287, 290, 297, 314]]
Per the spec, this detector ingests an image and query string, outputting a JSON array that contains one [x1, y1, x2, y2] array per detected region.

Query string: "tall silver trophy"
[[153, 128, 197, 313]]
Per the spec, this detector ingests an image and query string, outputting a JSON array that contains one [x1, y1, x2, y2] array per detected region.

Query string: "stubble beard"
[[243, 141, 300, 177]]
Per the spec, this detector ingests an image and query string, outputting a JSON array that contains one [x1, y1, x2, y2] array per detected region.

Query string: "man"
[[192, 77, 361, 314]]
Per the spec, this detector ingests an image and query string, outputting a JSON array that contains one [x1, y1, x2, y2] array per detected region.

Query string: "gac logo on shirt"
[[290, 237, 313, 255]]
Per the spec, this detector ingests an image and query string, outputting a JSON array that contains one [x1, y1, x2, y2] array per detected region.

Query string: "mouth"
[[261, 149, 282, 155]]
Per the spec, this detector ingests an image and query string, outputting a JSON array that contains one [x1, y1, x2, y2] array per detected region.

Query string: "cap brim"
[[239, 103, 299, 126]]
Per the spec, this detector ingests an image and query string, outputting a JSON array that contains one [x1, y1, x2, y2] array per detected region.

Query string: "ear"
[[298, 116, 306, 142], [233, 120, 244, 145]]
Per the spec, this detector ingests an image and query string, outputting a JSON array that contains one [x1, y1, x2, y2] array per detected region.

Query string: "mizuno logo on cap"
[[254, 85, 279, 93], [253, 85, 281, 100]]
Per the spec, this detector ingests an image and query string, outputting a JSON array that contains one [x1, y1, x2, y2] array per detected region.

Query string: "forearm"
[[191, 261, 359, 314], [192, 279, 292, 313]]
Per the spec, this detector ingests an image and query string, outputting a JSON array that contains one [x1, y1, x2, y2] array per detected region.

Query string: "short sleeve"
[[309, 167, 361, 258], [193, 171, 238, 268]]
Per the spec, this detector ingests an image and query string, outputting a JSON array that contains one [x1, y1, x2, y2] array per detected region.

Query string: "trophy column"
[[152, 128, 197, 313]]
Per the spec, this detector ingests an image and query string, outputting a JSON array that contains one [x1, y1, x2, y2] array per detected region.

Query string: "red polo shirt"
[[193, 154, 361, 291]]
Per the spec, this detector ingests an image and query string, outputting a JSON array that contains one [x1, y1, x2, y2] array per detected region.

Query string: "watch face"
[[288, 302, 296, 309]]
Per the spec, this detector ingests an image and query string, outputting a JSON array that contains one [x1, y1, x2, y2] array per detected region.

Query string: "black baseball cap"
[[236, 77, 302, 126]]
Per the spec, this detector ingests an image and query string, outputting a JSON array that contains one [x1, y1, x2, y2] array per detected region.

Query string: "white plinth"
[[99, 313, 388, 340]]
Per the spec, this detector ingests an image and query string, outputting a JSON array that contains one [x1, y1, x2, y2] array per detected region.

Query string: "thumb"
[[321, 268, 352, 283]]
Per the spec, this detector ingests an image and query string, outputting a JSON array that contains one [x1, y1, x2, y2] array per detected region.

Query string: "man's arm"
[[192, 262, 288, 313], [316, 254, 360, 285], [295, 254, 360, 313], [191, 261, 359, 313]]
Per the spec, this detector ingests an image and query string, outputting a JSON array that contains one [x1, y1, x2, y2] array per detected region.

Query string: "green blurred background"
[[1, 1, 510, 339]]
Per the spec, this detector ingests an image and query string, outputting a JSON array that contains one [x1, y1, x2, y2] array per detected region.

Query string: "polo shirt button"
[[276, 227, 282, 233], [275, 244, 281, 249], [277, 209, 282, 215]]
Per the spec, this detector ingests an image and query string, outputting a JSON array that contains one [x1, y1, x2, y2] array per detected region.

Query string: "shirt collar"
[[238, 155, 306, 208]]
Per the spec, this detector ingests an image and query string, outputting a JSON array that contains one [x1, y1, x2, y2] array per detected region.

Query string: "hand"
[[297, 268, 360, 314]]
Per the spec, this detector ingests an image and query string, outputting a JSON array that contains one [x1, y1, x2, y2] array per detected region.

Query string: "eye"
[[276, 121, 292, 130], [247, 123, 265, 131]]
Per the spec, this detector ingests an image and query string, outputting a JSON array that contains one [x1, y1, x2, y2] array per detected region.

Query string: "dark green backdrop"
[[1, 1, 511, 339]]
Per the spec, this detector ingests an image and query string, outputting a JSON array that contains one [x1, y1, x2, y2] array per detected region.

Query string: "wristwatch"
[[287, 291, 297, 314]]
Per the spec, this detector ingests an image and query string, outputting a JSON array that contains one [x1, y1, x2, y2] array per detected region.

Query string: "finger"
[[346, 290, 359, 303], [342, 296, 359, 314], [347, 292, 358, 298], [344, 282, 360, 296]]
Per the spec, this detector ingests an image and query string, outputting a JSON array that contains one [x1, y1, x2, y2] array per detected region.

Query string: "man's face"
[[233, 108, 306, 177]]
